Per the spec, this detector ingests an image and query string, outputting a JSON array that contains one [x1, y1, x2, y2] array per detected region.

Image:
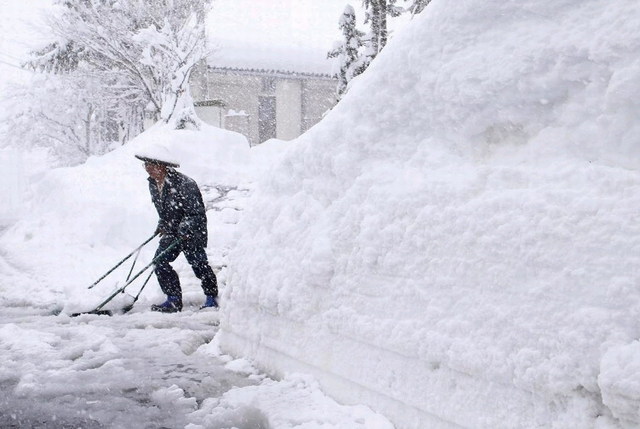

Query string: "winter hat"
[[135, 144, 180, 168]]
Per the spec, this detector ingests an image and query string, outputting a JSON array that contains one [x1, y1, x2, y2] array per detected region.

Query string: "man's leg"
[[183, 244, 218, 298], [153, 236, 183, 310]]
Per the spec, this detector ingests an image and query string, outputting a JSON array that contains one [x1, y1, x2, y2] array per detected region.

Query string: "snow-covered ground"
[[0, 124, 393, 428], [0, 309, 391, 429], [4, 0, 640, 428]]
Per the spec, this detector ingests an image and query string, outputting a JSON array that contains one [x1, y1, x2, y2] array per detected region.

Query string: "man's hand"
[[177, 222, 191, 242], [155, 224, 168, 237]]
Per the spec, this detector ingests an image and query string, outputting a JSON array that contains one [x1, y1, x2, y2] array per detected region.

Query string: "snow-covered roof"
[[207, 39, 338, 76], [207, 65, 337, 80]]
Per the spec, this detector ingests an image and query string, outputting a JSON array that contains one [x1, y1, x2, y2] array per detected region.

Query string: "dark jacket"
[[148, 169, 208, 247]]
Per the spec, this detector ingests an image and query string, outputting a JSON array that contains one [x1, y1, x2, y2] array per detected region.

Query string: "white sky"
[[206, 0, 410, 74], [0, 1, 410, 84], [206, 0, 362, 74], [0, 0, 53, 100], [208, 0, 358, 51]]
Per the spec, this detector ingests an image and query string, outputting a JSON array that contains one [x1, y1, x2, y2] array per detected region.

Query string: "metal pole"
[[91, 239, 180, 313], [87, 233, 157, 290]]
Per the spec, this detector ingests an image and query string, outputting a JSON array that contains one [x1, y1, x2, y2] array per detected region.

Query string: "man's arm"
[[177, 178, 206, 241]]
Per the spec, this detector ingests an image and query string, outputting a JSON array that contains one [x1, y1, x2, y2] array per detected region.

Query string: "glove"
[[155, 222, 169, 237], [177, 221, 192, 242]]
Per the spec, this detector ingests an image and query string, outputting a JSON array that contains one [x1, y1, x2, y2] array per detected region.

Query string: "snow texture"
[[3, 0, 640, 427], [218, 0, 640, 428], [0, 122, 390, 428], [135, 140, 182, 167]]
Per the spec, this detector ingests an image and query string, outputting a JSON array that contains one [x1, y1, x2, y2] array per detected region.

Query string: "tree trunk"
[[370, 0, 381, 55], [379, 0, 388, 49], [160, 66, 201, 130], [85, 104, 93, 155]]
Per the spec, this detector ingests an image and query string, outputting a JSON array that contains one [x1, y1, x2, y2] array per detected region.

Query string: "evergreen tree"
[[406, 0, 431, 17], [362, 0, 403, 58], [328, 5, 366, 98]]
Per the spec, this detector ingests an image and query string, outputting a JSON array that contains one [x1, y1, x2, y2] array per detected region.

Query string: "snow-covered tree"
[[1, 74, 119, 166], [362, 0, 403, 59], [27, 0, 212, 131], [405, 0, 431, 17], [328, 5, 366, 98]]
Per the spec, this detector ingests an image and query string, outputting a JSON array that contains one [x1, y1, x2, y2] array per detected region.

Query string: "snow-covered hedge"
[[219, 0, 640, 427]]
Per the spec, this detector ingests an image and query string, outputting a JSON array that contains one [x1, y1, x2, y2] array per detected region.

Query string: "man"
[[135, 150, 218, 312]]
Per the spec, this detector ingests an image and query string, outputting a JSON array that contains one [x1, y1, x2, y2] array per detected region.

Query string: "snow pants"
[[154, 236, 218, 298]]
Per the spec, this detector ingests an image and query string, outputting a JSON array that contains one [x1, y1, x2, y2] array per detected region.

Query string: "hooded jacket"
[[148, 169, 208, 247]]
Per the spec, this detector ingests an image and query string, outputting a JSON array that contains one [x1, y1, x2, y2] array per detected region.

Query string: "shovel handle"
[[87, 233, 157, 290], [92, 239, 181, 312]]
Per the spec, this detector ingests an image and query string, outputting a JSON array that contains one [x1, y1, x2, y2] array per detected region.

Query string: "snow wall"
[[218, 0, 640, 428]]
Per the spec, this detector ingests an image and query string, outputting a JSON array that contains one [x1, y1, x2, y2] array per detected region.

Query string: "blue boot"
[[151, 295, 182, 313], [200, 295, 218, 310]]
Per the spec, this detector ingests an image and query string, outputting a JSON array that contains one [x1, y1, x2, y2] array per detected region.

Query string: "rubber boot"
[[151, 295, 182, 313], [200, 295, 218, 310]]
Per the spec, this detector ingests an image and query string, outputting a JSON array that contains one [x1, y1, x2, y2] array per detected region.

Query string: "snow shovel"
[[120, 269, 155, 314], [87, 233, 158, 290], [111, 245, 154, 314], [72, 238, 181, 317]]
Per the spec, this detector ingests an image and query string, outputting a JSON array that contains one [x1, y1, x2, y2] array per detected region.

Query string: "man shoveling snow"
[[135, 145, 218, 313]]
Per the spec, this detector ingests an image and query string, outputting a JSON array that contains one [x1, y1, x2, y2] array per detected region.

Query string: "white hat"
[[134, 144, 180, 168]]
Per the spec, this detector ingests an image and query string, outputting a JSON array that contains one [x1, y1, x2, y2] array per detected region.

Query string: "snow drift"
[[218, 0, 640, 427]]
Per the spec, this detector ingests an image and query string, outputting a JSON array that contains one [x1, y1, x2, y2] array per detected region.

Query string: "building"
[[190, 64, 337, 146], [189, 0, 350, 146], [188, 0, 348, 146]]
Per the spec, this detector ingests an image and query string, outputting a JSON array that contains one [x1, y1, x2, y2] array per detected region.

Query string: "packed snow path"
[[0, 307, 253, 428], [0, 184, 250, 428], [0, 181, 393, 429]]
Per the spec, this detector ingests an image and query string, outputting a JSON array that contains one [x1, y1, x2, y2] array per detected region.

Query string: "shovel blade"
[[71, 309, 113, 317]]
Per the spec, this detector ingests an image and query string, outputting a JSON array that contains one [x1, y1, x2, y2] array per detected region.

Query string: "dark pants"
[[154, 236, 217, 298]]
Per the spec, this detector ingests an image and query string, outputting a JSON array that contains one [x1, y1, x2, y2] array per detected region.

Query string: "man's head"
[[144, 160, 168, 182], [135, 149, 180, 183]]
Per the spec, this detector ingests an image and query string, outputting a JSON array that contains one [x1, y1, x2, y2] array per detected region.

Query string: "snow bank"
[[219, 0, 640, 427], [188, 372, 394, 429], [0, 123, 251, 311], [0, 147, 49, 224]]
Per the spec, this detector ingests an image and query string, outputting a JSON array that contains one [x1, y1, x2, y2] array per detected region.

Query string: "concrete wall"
[[276, 79, 302, 140], [302, 79, 337, 133], [194, 105, 223, 128], [191, 68, 338, 146], [207, 72, 262, 145]]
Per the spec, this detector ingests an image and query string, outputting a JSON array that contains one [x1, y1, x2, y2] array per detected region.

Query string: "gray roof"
[[206, 39, 338, 77]]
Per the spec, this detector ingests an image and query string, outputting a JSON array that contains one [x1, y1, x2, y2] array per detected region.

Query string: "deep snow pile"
[[218, 0, 640, 428]]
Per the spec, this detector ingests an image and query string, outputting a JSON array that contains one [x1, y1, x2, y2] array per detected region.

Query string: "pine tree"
[[362, 0, 403, 58], [328, 5, 366, 98]]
